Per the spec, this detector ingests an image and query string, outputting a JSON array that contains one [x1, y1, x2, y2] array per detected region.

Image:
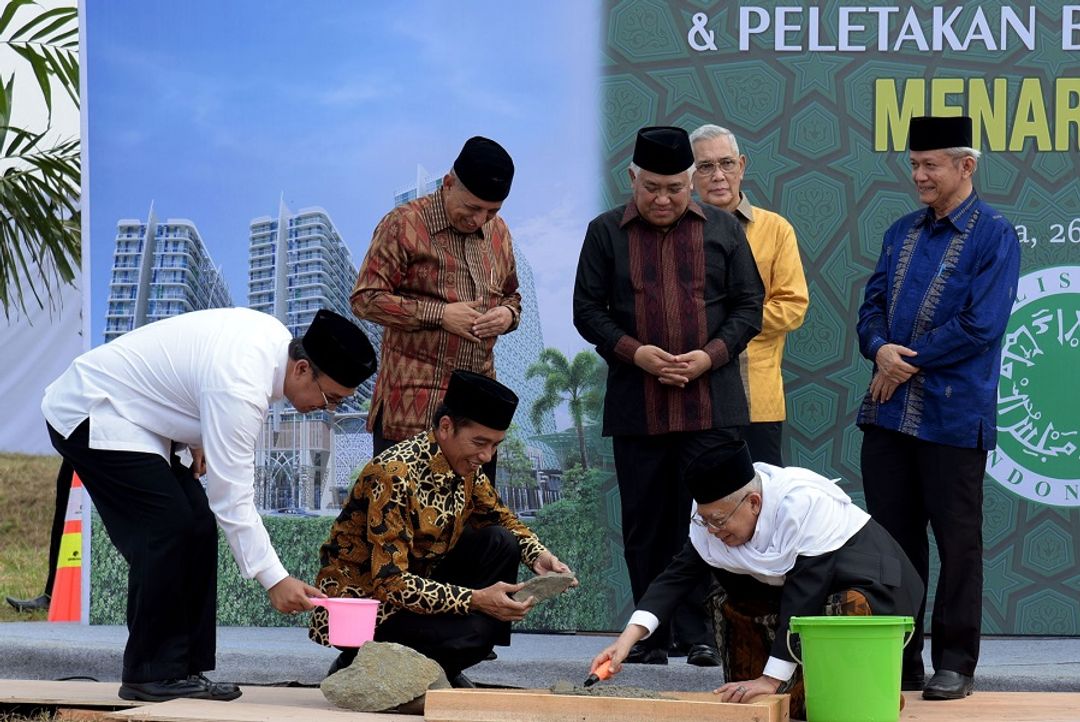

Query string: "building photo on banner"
[[2, 0, 1079, 690]]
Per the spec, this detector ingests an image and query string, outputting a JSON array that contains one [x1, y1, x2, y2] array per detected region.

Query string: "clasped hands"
[[633, 345, 711, 387], [442, 301, 513, 342], [870, 343, 921, 403]]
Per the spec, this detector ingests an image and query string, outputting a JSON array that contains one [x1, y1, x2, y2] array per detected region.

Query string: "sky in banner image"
[[85, 1, 601, 356]]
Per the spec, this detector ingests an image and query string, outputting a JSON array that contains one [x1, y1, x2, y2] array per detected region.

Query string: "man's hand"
[[268, 576, 324, 615], [875, 343, 920, 383], [190, 447, 206, 479], [442, 301, 484, 342], [665, 350, 711, 386], [714, 674, 782, 703], [472, 305, 514, 339], [532, 552, 578, 587], [869, 371, 902, 403], [633, 345, 678, 377], [470, 581, 535, 621], [590, 624, 647, 676]]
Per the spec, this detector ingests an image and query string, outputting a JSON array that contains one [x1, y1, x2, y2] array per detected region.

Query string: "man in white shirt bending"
[[42, 308, 376, 703]]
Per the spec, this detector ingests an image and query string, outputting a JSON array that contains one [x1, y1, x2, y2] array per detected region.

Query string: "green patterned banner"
[[603, 0, 1080, 635]]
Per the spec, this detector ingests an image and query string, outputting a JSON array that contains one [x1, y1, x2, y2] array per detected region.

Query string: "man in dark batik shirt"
[[573, 126, 764, 667]]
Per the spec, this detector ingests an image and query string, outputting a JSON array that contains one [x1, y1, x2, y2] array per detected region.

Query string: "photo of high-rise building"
[[103, 204, 231, 343]]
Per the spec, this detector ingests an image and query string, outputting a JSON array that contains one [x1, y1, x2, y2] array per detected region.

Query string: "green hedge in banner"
[[89, 513, 334, 627], [89, 479, 626, 631], [515, 466, 627, 632]]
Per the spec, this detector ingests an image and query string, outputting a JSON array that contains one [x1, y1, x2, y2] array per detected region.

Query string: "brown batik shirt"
[[308, 431, 547, 645], [352, 187, 522, 441]]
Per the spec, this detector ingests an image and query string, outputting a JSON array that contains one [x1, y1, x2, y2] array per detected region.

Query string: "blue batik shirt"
[[856, 190, 1021, 449]]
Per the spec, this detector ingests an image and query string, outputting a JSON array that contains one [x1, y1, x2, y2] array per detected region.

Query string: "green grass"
[[0, 453, 62, 623]]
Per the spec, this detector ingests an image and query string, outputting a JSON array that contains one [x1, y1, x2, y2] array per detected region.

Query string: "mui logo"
[[990, 266, 1080, 506]]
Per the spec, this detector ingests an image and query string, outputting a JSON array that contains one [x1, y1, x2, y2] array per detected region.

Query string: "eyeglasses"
[[691, 492, 751, 532], [313, 374, 348, 410], [694, 158, 740, 176]]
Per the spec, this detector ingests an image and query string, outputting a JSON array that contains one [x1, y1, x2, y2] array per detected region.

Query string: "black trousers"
[[42, 460, 74, 597], [738, 421, 784, 466], [860, 426, 985, 677], [48, 421, 218, 683], [372, 411, 497, 481], [335, 525, 520, 678], [612, 427, 741, 651]]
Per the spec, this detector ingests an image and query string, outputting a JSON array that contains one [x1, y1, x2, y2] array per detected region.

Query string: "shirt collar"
[[732, 193, 755, 224], [423, 187, 486, 240], [917, 189, 979, 232], [619, 199, 708, 229]]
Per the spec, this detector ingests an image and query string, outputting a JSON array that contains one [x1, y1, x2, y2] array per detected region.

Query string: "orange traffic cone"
[[48, 471, 84, 622]]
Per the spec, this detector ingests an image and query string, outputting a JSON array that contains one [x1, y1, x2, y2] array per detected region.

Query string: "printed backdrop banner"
[[601, 0, 1080, 635], [82, 2, 1078, 635]]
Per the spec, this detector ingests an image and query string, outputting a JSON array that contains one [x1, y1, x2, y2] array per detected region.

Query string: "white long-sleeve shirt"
[[42, 308, 292, 590]]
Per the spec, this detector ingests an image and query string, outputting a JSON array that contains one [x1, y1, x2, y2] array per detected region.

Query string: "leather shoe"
[[189, 674, 241, 700], [448, 671, 477, 688], [119, 675, 242, 702], [901, 672, 925, 691], [922, 670, 973, 700], [5, 594, 50, 612], [623, 643, 668, 665], [686, 644, 722, 667]]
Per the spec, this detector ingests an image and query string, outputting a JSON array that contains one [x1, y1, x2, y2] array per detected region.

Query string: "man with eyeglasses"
[[574, 126, 764, 667], [590, 442, 921, 718], [690, 124, 808, 466], [41, 308, 376, 703]]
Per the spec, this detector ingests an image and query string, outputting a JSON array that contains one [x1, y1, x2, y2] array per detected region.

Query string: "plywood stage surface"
[[3, 680, 1080, 721]]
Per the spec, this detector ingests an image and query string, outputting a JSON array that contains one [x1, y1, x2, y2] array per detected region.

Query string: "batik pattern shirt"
[[857, 191, 1020, 449], [573, 201, 764, 436], [309, 431, 547, 646], [352, 187, 521, 441]]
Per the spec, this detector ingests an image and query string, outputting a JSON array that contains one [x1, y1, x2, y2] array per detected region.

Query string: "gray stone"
[[320, 641, 450, 712], [513, 572, 577, 603]]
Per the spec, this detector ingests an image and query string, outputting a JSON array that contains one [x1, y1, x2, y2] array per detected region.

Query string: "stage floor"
[[3, 680, 1080, 722]]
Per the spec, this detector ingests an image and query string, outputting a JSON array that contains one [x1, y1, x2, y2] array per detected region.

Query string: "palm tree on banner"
[[526, 348, 604, 471], [1, 0, 80, 318]]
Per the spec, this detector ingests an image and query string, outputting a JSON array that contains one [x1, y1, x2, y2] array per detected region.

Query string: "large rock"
[[321, 641, 449, 713], [513, 571, 577, 603]]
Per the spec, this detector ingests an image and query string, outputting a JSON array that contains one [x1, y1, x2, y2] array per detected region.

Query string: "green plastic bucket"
[[788, 615, 914, 722]]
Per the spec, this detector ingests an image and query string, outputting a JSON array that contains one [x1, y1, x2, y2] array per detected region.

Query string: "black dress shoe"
[[5, 594, 50, 612], [901, 672, 925, 691], [119, 675, 242, 702], [686, 644, 722, 667], [448, 671, 477, 688], [922, 670, 973, 700], [624, 643, 668, 665], [189, 674, 242, 700]]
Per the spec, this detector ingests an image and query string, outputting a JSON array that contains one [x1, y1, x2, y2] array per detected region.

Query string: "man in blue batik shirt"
[[856, 115, 1020, 703]]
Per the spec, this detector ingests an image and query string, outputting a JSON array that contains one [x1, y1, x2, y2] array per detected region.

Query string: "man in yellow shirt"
[[690, 125, 809, 465]]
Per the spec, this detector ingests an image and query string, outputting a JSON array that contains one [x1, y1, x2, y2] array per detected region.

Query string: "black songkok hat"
[[302, 309, 377, 388], [442, 369, 518, 431], [632, 126, 695, 175], [683, 442, 756, 505], [909, 116, 973, 151], [453, 136, 515, 202]]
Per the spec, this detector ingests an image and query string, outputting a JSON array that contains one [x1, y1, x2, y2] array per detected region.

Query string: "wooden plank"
[[106, 698, 398, 722], [900, 691, 1080, 722], [0, 680, 141, 708], [423, 689, 788, 722]]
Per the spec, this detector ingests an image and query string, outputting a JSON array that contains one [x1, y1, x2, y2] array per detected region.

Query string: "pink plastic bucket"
[[308, 597, 379, 647]]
